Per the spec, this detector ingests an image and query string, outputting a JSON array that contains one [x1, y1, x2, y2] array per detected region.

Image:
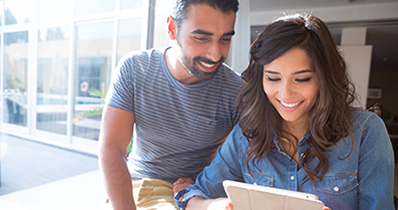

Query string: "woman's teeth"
[[281, 101, 301, 108], [199, 61, 215, 68]]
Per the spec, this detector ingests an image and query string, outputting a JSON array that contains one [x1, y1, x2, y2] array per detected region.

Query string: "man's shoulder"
[[217, 64, 243, 85], [119, 48, 165, 63], [115, 48, 167, 75]]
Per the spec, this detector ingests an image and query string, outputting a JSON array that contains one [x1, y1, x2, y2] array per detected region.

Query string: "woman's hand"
[[186, 197, 233, 210], [207, 198, 233, 210], [206, 199, 327, 210]]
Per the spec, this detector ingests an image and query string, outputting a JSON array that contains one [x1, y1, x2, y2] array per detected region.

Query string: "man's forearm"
[[99, 149, 136, 210]]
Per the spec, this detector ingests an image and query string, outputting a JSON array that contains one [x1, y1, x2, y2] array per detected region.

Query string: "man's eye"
[[296, 77, 312, 83], [267, 76, 280, 82], [194, 37, 207, 41], [221, 37, 231, 42]]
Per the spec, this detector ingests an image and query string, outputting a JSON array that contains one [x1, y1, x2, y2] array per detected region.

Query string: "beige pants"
[[101, 178, 178, 210]]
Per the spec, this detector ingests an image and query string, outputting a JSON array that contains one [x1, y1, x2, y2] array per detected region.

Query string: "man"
[[99, 0, 242, 209]]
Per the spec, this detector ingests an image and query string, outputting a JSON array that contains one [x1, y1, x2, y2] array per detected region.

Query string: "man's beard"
[[176, 39, 224, 81], [178, 54, 224, 81]]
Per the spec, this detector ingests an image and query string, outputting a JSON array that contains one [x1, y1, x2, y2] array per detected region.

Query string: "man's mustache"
[[194, 56, 224, 65]]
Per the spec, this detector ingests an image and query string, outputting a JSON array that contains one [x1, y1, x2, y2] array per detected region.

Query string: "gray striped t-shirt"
[[106, 47, 244, 183]]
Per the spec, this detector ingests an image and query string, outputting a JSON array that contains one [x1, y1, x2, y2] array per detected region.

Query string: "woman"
[[175, 13, 395, 210]]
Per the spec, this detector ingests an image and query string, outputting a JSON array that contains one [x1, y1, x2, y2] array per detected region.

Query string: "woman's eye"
[[267, 76, 280, 82], [296, 77, 312, 83]]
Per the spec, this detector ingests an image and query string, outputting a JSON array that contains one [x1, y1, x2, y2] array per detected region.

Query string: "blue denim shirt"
[[175, 109, 395, 210]]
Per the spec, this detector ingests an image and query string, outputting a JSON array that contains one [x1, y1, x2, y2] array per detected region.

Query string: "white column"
[[227, 0, 251, 74], [339, 27, 372, 108]]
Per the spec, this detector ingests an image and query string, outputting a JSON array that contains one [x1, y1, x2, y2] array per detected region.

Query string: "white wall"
[[250, 2, 398, 26]]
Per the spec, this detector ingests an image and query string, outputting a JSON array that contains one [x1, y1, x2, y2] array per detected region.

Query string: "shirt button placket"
[[289, 174, 297, 190], [288, 159, 298, 190]]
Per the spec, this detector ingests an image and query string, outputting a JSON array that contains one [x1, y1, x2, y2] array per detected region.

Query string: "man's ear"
[[167, 16, 177, 40]]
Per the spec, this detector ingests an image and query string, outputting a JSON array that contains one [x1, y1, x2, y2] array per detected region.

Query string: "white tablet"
[[223, 180, 324, 210]]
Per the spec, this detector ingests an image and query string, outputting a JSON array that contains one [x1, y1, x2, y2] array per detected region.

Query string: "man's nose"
[[205, 42, 222, 62]]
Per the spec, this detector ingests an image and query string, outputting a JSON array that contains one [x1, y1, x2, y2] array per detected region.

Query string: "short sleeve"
[[105, 53, 136, 113]]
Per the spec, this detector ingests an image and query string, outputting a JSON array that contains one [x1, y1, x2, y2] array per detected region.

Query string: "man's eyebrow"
[[191, 29, 213, 36], [190, 29, 235, 36], [223, 31, 235, 36]]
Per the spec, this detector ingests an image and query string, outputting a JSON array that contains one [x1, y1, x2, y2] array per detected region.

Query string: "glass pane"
[[38, 0, 72, 22], [153, 0, 172, 48], [117, 18, 142, 61], [3, 31, 29, 126], [0, 1, 3, 26], [153, 14, 168, 48], [0, 34, 1, 109], [120, 0, 143, 10], [75, 0, 116, 16], [157, 0, 173, 7], [37, 26, 70, 134], [74, 21, 113, 140], [4, 0, 32, 25]]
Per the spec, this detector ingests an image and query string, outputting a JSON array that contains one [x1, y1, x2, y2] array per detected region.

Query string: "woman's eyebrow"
[[264, 70, 313, 75], [292, 70, 313, 75], [264, 70, 279, 74]]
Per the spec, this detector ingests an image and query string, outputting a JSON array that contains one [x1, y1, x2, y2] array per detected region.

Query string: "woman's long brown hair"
[[237, 14, 357, 188]]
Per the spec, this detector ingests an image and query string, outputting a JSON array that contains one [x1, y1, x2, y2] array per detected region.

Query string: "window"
[[75, 0, 116, 16], [3, 31, 29, 126], [37, 26, 70, 134], [0, 0, 171, 149], [73, 21, 113, 140], [117, 18, 142, 61], [0, 0, 3, 26], [0, 0, 181, 202], [38, 0, 72, 22], [4, 0, 32, 25], [153, 0, 172, 48], [121, 0, 143, 10]]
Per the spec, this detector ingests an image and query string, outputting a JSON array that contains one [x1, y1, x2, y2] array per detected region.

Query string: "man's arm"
[[98, 104, 136, 210], [173, 177, 195, 195]]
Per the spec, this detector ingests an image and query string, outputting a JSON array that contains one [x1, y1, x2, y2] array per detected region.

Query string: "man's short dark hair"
[[172, 0, 239, 28]]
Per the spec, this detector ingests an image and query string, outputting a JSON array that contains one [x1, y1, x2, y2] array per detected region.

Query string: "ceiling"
[[249, 0, 398, 73]]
